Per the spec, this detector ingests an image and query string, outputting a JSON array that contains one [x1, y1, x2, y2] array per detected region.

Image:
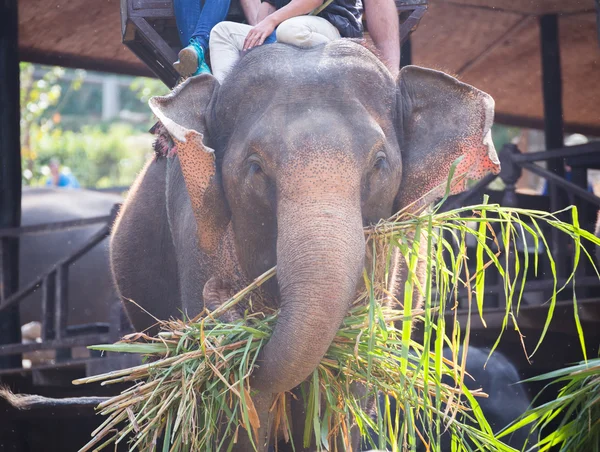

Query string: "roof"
[[18, 0, 600, 134], [19, 0, 151, 77], [411, 0, 600, 135]]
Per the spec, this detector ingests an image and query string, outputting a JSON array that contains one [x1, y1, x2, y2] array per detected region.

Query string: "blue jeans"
[[173, 0, 231, 50], [265, 30, 277, 44]]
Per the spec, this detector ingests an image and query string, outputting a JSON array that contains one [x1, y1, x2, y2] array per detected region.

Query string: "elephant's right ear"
[[395, 66, 500, 213], [149, 75, 229, 255]]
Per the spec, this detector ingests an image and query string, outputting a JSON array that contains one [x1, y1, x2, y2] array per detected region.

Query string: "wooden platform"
[[120, 0, 428, 87]]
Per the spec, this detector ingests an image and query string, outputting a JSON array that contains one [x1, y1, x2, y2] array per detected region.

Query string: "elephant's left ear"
[[394, 66, 500, 212], [149, 75, 229, 255]]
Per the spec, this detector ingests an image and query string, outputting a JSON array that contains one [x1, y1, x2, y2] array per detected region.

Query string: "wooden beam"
[[494, 113, 600, 138], [440, 0, 595, 15], [400, 38, 412, 67], [455, 16, 532, 77], [19, 47, 153, 78]]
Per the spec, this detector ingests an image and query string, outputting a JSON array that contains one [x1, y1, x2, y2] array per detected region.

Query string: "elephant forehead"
[[236, 40, 388, 83], [217, 42, 395, 122]]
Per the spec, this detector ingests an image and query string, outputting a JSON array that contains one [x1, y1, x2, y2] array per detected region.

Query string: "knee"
[[210, 21, 231, 42], [276, 19, 312, 46]]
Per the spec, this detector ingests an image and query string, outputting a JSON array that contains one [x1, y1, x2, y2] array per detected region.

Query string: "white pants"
[[209, 16, 341, 83]]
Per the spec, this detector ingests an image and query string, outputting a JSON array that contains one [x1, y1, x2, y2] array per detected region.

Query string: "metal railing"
[[442, 141, 600, 313], [0, 203, 128, 372]]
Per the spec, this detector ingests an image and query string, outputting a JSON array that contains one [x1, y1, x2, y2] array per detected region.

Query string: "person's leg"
[[173, 0, 201, 46], [174, 0, 231, 77], [275, 15, 340, 48], [363, 0, 400, 77], [190, 0, 231, 50], [209, 22, 254, 83]]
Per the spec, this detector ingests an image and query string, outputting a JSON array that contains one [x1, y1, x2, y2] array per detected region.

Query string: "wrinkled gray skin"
[[111, 40, 499, 451], [20, 187, 122, 328]]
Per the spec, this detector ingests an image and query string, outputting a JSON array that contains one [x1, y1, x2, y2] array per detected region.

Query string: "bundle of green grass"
[[75, 195, 599, 452], [504, 357, 600, 452]]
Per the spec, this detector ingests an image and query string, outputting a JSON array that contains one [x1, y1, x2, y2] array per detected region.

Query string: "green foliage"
[[20, 64, 63, 126], [130, 77, 169, 104], [491, 124, 521, 151], [26, 123, 151, 189], [129, 76, 170, 130], [20, 63, 155, 189], [503, 358, 600, 452]]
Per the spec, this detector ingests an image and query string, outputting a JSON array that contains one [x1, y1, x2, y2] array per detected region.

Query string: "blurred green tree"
[[130, 77, 169, 103], [21, 64, 156, 189], [29, 123, 152, 188]]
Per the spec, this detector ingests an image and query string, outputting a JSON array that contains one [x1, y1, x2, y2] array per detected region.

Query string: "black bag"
[[263, 0, 363, 38], [319, 0, 363, 38]]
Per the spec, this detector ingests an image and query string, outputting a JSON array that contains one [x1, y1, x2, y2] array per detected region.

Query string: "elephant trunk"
[[251, 194, 365, 395]]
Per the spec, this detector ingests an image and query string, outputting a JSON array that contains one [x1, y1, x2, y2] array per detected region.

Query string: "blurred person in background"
[[45, 158, 80, 189]]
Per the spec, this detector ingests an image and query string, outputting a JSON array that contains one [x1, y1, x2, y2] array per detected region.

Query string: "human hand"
[[243, 17, 276, 50]]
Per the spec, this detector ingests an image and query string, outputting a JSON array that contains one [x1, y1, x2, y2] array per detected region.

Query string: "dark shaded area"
[[0, 0, 22, 371], [0, 380, 131, 451]]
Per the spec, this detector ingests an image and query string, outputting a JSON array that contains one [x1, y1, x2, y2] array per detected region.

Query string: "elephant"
[[364, 347, 536, 451], [19, 187, 124, 361], [110, 39, 500, 451]]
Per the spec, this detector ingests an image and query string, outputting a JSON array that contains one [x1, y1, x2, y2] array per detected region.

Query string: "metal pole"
[[0, 0, 22, 369], [539, 14, 567, 279]]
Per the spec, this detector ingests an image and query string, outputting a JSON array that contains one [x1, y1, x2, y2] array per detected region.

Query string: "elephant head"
[[148, 40, 499, 401]]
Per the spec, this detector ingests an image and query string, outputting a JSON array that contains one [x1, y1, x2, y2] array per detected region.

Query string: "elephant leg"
[[229, 391, 275, 452], [289, 386, 310, 452], [287, 383, 372, 451], [110, 158, 182, 333], [349, 382, 374, 452]]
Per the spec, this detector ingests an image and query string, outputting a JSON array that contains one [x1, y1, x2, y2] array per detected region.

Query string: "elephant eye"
[[374, 151, 387, 169], [248, 155, 264, 175], [250, 162, 262, 174]]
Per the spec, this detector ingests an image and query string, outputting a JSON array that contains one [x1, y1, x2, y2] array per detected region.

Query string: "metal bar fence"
[[443, 141, 600, 313], [0, 204, 121, 371]]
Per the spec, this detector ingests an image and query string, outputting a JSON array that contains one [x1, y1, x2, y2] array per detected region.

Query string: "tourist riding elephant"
[[110, 39, 500, 451], [20, 188, 124, 340]]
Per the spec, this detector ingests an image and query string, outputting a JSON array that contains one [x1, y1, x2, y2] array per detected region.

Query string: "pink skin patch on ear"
[[451, 134, 501, 195]]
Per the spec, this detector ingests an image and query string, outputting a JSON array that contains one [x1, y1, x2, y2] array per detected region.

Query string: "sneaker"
[[173, 38, 211, 77]]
